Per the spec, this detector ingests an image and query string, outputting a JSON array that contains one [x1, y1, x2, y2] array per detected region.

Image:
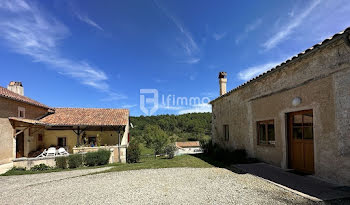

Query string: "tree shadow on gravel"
[[194, 152, 350, 204], [193, 152, 257, 174]]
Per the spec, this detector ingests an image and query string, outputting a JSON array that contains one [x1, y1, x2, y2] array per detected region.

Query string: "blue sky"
[[0, 0, 349, 116]]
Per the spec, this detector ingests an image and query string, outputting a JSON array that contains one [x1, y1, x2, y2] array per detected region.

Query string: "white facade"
[[175, 146, 203, 156]]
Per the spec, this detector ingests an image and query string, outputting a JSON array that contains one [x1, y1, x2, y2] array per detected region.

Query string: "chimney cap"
[[218, 72, 227, 79], [9, 81, 23, 86]]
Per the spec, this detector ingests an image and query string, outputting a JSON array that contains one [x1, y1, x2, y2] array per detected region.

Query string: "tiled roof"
[[176, 141, 201, 148], [0, 86, 50, 109], [9, 117, 46, 125], [210, 27, 350, 104], [40, 108, 129, 126]]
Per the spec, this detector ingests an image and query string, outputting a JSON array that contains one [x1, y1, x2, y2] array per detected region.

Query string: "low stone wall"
[[13, 157, 56, 169], [10, 146, 127, 170], [0, 162, 14, 174], [73, 145, 126, 163]]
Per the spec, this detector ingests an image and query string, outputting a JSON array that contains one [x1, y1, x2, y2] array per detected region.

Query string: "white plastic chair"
[[36, 149, 47, 158], [58, 147, 69, 156], [46, 147, 56, 157]]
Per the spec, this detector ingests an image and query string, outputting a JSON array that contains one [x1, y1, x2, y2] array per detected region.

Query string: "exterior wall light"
[[292, 97, 301, 106]]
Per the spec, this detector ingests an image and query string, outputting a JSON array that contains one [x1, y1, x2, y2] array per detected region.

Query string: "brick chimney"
[[7, 81, 24, 96], [218, 72, 227, 96]]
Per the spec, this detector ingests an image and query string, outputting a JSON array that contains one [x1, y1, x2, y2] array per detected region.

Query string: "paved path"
[[0, 167, 316, 205], [234, 163, 350, 201]]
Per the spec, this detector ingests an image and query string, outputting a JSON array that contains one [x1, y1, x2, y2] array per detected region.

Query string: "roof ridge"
[[54, 107, 129, 110], [210, 26, 350, 104], [0, 86, 50, 109]]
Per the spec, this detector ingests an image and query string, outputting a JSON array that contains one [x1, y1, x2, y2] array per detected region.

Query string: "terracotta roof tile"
[[176, 141, 201, 148], [0, 86, 50, 109], [40, 108, 129, 126], [9, 117, 46, 125]]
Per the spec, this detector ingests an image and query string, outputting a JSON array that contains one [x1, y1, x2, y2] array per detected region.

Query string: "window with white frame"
[[18, 107, 25, 118]]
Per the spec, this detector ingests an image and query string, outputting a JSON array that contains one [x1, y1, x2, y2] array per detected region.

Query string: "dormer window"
[[18, 107, 25, 118]]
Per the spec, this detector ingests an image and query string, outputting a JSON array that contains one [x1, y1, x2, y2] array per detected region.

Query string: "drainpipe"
[[118, 130, 121, 163]]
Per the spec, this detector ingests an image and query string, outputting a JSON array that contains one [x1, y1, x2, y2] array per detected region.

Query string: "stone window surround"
[[18, 106, 25, 118]]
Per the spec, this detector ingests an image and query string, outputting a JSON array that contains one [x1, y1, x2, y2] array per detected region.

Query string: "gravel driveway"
[[0, 167, 314, 205]]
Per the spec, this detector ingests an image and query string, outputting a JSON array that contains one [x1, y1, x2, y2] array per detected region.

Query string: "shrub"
[[85, 149, 111, 166], [164, 143, 176, 159], [30, 163, 52, 171], [85, 152, 99, 166], [127, 140, 141, 163], [55, 156, 68, 169], [68, 154, 83, 168], [96, 149, 111, 165], [10, 166, 26, 171], [202, 141, 255, 164]]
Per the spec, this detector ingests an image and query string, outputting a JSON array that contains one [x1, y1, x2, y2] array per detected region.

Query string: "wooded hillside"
[[130, 113, 212, 143]]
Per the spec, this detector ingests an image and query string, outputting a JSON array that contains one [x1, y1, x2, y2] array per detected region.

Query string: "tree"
[[144, 125, 169, 155], [127, 140, 141, 163], [130, 113, 212, 144], [164, 143, 177, 159]]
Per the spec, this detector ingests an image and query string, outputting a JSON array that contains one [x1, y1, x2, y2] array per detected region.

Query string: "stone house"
[[210, 27, 350, 186], [0, 82, 129, 173], [175, 141, 203, 155]]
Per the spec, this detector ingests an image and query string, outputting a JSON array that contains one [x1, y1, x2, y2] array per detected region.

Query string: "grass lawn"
[[2, 144, 223, 176], [139, 143, 155, 155], [1, 164, 112, 176], [2, 144, 213, 176], [104, 155, 213, 173], [2, 155, 213, 176]]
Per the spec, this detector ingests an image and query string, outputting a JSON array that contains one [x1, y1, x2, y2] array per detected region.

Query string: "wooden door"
[[288, 110, 314, 174], [16, 131, 24, 158]]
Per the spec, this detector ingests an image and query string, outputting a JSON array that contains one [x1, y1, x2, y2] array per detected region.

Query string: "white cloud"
[[262, 0, 321, 50], [213, 32, 227, 40], [200, 91, 216, 99], [189, 74, 196, 81], [235, 18, 262, 44], [238, 62, 280, 81], [122, 104, 137, 108], [75, 12, 103, 31], [180, 58, 200, 64], [154, 78, 168, 83], [245, 18, 262, 33], [101, 92, 127, 101], [158, 104, 184, 111], [178, 103, 211, 114], [154, 0, 200, 64], [0, 0, 124, 99]]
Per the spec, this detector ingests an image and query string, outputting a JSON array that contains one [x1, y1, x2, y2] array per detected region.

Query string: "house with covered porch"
[[0, 82, 129, 173]]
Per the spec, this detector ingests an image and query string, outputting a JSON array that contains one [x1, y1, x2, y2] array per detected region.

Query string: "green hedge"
[[55, 156, 68, 169], [85, 149, 110, 166], [68, 154, 83, 168], [30, 164, 52, 171]]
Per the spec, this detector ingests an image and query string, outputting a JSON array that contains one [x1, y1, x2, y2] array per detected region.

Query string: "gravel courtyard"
[[0, 167, 315, 205]]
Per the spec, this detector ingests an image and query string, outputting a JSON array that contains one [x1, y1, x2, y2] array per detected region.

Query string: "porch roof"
[[9, 117, 46, 126], [39, 108, 129, 127]]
